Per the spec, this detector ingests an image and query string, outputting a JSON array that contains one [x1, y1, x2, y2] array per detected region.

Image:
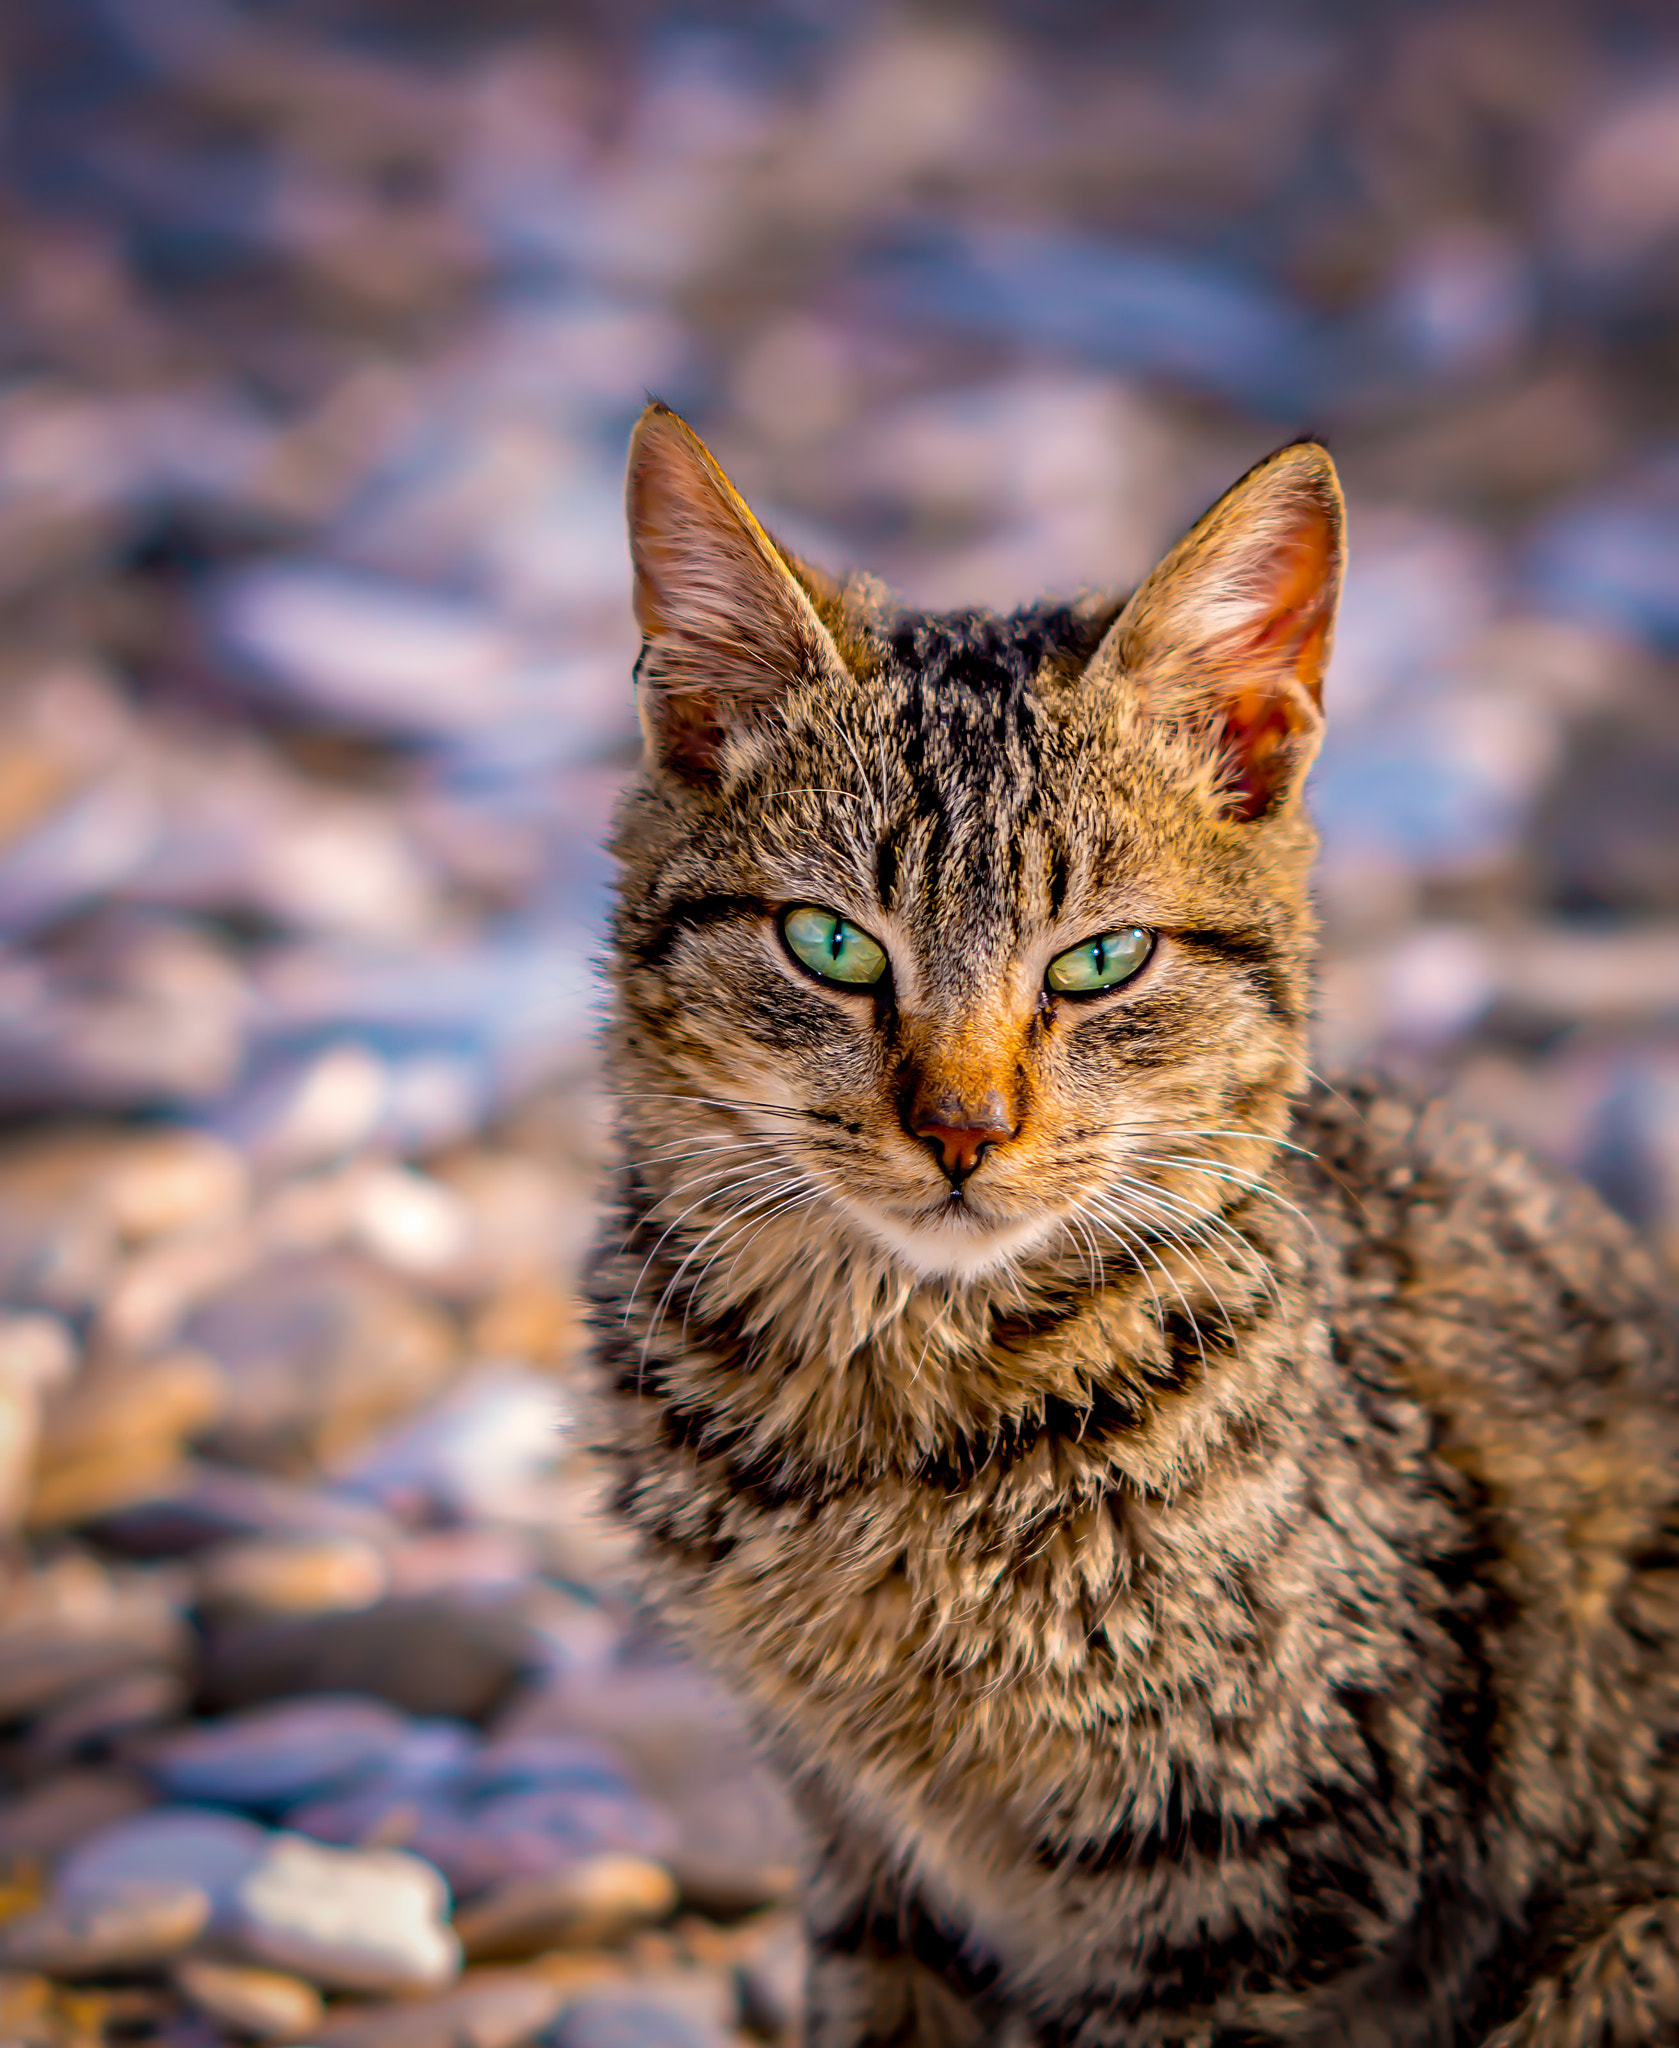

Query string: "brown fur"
[[588, 404, 1679, 2046]]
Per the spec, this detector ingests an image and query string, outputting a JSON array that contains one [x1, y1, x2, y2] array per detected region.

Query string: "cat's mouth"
[[839, 1185, 1061, 1281]]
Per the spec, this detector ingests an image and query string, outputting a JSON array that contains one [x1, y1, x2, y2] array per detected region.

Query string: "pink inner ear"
[[1211, 509, 1338, 819], [1235, 520, 1337, 697]]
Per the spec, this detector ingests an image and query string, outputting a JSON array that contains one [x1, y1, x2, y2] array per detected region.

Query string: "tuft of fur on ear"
[[1090, 441, 1344, 821], [626, 402, 844, 783]]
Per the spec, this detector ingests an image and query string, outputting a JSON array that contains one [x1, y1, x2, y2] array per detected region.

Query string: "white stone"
[[230, 1832, 460, 1994]]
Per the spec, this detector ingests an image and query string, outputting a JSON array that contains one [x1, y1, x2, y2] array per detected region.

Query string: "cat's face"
[[609, 407, 1341, 1285]]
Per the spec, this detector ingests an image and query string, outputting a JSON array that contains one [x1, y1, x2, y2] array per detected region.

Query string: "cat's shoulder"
[[1294, 1072, 1677, 1413]]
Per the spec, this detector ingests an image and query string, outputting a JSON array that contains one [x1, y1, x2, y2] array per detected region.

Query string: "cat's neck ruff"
[[620, 1126, 1314, 1502]]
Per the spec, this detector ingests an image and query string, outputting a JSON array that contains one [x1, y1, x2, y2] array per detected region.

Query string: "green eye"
[[783, 906, 888, 987], [1046, 926, 1153, 995]]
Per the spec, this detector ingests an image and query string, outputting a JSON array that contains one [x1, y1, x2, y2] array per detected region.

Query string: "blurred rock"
[[0, 1969, 53, 2042], [455, 1855, 678, 1961], [316, 1967, 567, 2048], [333, 1365, 567, 1521], [0, 1771, 153, 1866], [469, 1275, 584, 1373], [384, 1525, 537, 1599], [345, 1163, 472, 1278], [0, 1131, 127, 1315], [200, 1591, 543, 1721], [96, 1223, 257, 1356], [100, 1132, 249, 1244], [0, 912, 250, 1112], [213, 562, 528, 740], [1532, 703, 1679, 917], [0, 1881, 210, 1976], [404, 1781, 676, 1901], [1527, 473, 1679, 650], [0, 1554, 188, 1722], [228, 1832, 460, 1994], [542, 1984, 735, 2048], [24, 1666, 188, 1766], [174, 1956, 325, 2041], [510, 1663, 804, 1919], [93, 1460, 397, 1560], [57, 1809, 268, 1915], [0, 1313, 75, 1532], [273, 1714, 474, 1853], [145, 1695, 411, 1810], [192, 1532, 389, 1619], [185, 1255, 457, 1475], [28, 1349, 224, 1528], [289, 1728, 673, 1901]]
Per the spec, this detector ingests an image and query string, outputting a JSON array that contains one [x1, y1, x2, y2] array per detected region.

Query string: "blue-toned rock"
[[146, 1695, 409, 1810]]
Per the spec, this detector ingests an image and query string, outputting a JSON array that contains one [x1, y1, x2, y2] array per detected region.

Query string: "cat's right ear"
[[626, 403, 841, 785], [1088, 440, 1344, 822]]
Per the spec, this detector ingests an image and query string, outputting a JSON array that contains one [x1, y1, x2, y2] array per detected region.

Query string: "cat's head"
[[608, 402, 1342, 1284]]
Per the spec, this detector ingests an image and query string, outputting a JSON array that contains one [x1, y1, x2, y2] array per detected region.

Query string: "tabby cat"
[[587, 401, 1679, 2046]]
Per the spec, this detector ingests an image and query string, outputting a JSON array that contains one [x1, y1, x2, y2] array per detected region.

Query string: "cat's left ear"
[[626, 402, 844, 784], [1090, 441, 1344, 822]]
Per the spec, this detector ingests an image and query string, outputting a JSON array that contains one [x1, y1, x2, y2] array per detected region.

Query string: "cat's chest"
[[674, 1439, 1342, 1805]]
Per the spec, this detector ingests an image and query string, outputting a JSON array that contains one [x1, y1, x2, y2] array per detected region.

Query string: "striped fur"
[[588, 407, 1679, 2046]]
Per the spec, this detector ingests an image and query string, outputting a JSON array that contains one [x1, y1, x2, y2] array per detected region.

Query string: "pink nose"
[[908, 1095, 1017, 1183]]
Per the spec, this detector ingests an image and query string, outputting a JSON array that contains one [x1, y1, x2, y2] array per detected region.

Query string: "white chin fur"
[[837, 1196, 1060, 1281]]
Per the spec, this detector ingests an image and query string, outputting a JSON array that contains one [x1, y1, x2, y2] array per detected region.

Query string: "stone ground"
[[0, 2, 1676, 2042]]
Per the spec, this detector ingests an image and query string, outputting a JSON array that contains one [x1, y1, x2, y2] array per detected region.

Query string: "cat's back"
[[1297, 1076, 1678, 1416], [1297, 1076, 1679, 1737]]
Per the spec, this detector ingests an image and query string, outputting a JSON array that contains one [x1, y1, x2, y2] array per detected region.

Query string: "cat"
[[587, 400, 1679, 2047]]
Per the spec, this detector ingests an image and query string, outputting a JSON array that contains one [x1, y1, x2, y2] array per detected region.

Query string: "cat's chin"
[[838, 1195, 1061, 1282]]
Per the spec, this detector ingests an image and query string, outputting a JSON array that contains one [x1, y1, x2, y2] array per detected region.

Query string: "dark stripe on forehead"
[[874, 830, 899, 910], [1047, 845, 1070, 920]]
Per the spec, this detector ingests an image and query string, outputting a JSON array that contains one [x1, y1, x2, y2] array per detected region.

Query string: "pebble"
[[24, 1665, 187, 1765], [514, 1666, 803, 1919], [542, 1990, 734, 2048], [214, 561, 524, 739], [229, 1833, 461, 1994], [0, 1312, 74, 1531], [315, 1967, 568, 2048], [384, 1524, 537, 1599], [174, 1956, 324, 2041], [0, 1553, 188, 1722], [145, 1695, 411, 1810], [0, 1972, 53, 2041], [333, 1365, 567, 1521], [27, 1349, 226, 1529], [0, 1881, 210, 1975], [0, 1770, 153, 1864], [0, 1129, 124, 1315], [461, 1736, 649, 1804], [454, 1855, 678, 1961], [409, 1777, 675, 1900], [57, 1808, 269, 1913], [93, 1460, 397, 1560], [35, 1351, 224, 1472], [184, 1255, 456, 1475], [266, 1715, 475, 1848], [201, 1591, 543, 1722], [98, 1131, 250, 1245], [193, 1532, 390, 1618]]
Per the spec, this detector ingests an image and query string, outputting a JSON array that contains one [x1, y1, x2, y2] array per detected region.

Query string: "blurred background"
[[0, 3, 1675, 2043]]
